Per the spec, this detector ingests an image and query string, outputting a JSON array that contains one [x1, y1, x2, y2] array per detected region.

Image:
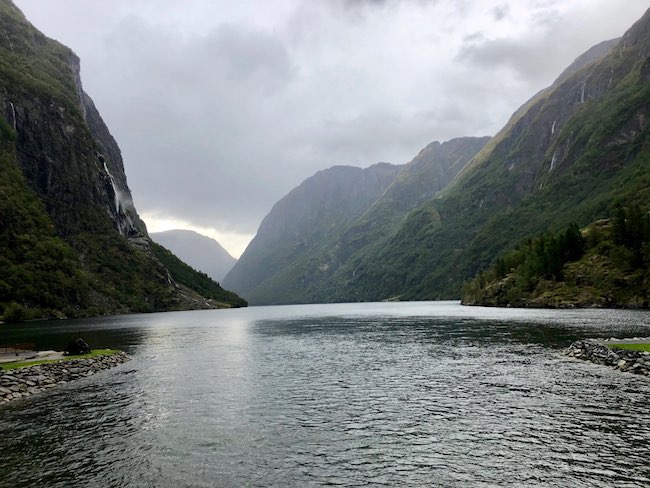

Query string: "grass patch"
[[0, 348, 121, 370], [608, 343, 650, 353]]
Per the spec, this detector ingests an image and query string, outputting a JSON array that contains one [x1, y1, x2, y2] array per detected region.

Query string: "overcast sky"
[[14, 0, 649, 257]]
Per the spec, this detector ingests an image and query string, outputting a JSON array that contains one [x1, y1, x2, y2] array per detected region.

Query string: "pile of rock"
[[0, 351, 130, 404], [565, 340, 650, 377]]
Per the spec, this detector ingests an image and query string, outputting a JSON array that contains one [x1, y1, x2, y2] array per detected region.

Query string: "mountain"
[[227, 7, 650, 306], [0, 0, 245, 321], [332, 8, 650, 302], [223, 162, 402, 303], [150, 230, 237, 283], [223, 137, 489, 304]]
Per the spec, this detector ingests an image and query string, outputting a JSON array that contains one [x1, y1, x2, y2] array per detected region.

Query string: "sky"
[[13, 0, 649, 258]]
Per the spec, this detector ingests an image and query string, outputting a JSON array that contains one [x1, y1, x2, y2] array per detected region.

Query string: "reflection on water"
[[1, 302, 650, 487]]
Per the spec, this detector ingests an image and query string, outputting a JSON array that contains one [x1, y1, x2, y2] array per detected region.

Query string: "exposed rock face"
[[82, 92, 148, 236], [2, 49, 143, 239], [380, 137, 493, 212], [150, 229, 237, 283], [333, 137, 491, 272], [0, 1, 141, 243], [553, 38, 620, 86], [228, 7, 650, 305]]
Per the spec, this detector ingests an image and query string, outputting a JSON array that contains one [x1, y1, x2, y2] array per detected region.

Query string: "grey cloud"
[[319, 0, 440, 20], [342, 0, 390, 7], [457, 37, 562, 82], [492, 4, 509, 21], [111, 18, 294, 94], [339, 0, 438, 7], [89, 20, 298, 232], [456, 1, 648, 85], [202, 25, 295, 89]]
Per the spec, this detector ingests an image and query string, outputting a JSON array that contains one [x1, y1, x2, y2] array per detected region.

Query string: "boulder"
[[64, 338, 91, 356]]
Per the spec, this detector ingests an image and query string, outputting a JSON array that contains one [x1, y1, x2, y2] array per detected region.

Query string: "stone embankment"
[[565, 340, 650, 377], [0, 352, 130, 405]]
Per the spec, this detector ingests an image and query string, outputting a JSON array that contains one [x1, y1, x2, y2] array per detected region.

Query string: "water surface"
[[1, 302, 650, 487]]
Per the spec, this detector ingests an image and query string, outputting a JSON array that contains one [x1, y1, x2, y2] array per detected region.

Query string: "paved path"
[[0, 350, 65, 364]]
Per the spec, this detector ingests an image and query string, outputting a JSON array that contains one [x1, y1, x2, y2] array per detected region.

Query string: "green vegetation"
[[233, 26, 650, 306], [0, 1, 84, 119], [0, 349, 121, 370], [463, 224, 586, 306], [151, 242, 247, 307], [609, 343, 650, 352], [0, 0, 247, 321], [0, 118, 91, 321], [463, 206, 650, 308]]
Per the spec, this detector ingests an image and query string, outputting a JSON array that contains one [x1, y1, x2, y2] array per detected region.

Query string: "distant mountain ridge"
[[150, 230, 237, 283], [223, 137, 490, 304], [223, 162, 403, 303]]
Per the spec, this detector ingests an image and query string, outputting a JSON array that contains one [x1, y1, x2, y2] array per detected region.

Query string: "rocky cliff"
[[0, 0, 245, 320]]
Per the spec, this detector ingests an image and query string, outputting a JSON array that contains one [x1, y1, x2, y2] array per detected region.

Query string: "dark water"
[[1, 301, 650, 487]]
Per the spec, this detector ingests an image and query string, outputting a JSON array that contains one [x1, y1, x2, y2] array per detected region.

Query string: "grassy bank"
[[608, 343, 650, 353], [0, 349, 121, 371]]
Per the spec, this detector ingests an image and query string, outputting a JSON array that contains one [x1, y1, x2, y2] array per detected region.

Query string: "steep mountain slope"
[[326, 137, 490, 298], [338, 8, 650, 301], [0, 0, 245, 319], [223, 163, 402, 303], [223, 137, 489, 304], [150, 230, 237, 282]]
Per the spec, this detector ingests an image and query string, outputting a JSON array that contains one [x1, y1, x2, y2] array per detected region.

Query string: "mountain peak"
[[150, 230, 236, 283]]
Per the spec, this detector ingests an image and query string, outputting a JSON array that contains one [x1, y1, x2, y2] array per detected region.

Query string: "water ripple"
[[1, 303, 650, 487]]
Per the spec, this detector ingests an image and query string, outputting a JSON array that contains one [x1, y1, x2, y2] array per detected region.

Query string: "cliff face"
[[1, 50, 144, 239], [333, 137, 490, 268], [0, 0, 245, 320]]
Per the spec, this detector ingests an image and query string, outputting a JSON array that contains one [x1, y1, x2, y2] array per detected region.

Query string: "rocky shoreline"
[[565, 340, 650, 377], [0, 352, 131, 405]]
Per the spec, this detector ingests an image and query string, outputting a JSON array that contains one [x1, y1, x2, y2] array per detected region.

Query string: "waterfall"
[[549, 152, 557, 173], [9, 101, 16, 130], [551, 120, 556, 135], [102, 160, 137, 236], [103, 161, 121, 214], [608, 67, 614, 88]]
